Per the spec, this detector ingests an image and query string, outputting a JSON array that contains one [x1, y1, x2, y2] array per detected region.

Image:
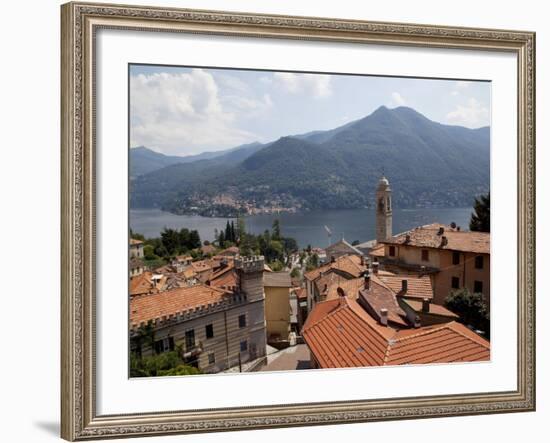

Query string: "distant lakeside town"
[[128, 177, 491, 377]]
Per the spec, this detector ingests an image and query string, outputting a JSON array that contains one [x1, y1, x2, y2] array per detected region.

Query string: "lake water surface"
[[130, 207, 473, 249]]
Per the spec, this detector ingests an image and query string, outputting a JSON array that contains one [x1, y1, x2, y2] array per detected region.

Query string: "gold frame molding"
[[61, 2, 536, 440]]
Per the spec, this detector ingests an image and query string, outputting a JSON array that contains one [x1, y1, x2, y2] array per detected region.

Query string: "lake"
[[130, 207, 473, 249]]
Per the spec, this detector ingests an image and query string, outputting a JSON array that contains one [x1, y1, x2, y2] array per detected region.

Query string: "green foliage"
[[269, 260, 284, 271], [470, 193, 490, 232], [157, 365, 202, 376], [445, 288, 490, 338], [290, 267, 301, 279], [305, 253, 319, 271], [130, 229, 145, 241], [143, 244, 158, 260], [130, 351, 202, 377]]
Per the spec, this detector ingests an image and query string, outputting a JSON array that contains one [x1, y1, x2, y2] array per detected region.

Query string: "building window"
[[389, 246, 396, 257], [205, 324, 214, 339], [474, 280, 483, 294], [421, 249, 429, 262], [185, 329, 195, 350], [451, 276, 460, 289], [240, 340, 248, 352], [238, 314, 247, 328], [475, 255, 484, 269], [208, 353, 215, 365], [452, 252, 460, 265], [154, 337, 174, 354]]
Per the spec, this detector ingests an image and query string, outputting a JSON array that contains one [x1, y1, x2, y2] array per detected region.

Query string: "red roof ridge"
[[393, 321, 490, 349], [304, 299, 348, 330]]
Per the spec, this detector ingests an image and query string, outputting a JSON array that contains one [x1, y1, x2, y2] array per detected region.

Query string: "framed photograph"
[[61, 1, 536, 440]]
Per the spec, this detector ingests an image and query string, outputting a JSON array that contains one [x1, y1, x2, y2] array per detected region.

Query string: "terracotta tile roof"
[[401, 299, 459, 319], [208, 265, 237, 289], [386, 322, 490, 364], [315, 271, 346, 295], [129, 271, 166, 297], [130, 284, 229, 326], [304, 254, 366, 281], [201, 244, 216, 254], [325, 239, 363, 259], [324, 277, 365, 301], [293, 288, 306, 300], [264, 271, 292, 288], [182, 267, 197, 279], [303, 298, 489, 368], [130, 238, 143, 245], [219, 246, 240, 256], [369, 244, 385, 258], [191, 260, 213, 273], [382, 224, 490, 254], [376, 273, 434, 300], [358, 281, 408, 327]]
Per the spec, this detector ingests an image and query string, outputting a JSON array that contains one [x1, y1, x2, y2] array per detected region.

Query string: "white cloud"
[[445, 98, 490, 128], [389, 92, 406, 107], [455, 81, 470, 89], [451, 90, 460, 96], [273, 72, 332, 98], [130, 69, 259, 155]]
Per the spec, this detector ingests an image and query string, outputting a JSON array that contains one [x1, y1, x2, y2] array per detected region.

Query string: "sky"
[[130, 64, 491, 156]]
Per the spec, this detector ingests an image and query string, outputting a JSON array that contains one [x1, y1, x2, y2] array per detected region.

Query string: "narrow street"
[[259, 344, 311, 372]]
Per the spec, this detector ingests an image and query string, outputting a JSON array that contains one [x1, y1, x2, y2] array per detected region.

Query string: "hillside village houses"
[[130, 256, 268, 373], [128, 175, 490, 374]]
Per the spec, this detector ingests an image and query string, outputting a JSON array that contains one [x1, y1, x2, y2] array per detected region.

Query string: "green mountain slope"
[[130, 106, 490, 215]]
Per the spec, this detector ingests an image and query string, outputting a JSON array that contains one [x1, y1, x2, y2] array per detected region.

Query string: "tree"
[[272, 219, 281, 240], [236, 216, 246, 243], [470, 193, 490, 232], [290, 267, 301, 279], [225, 221, 232, 243], [130, 350, 202, 377], [187, 230, 201, 249], [130, 230, 145, 241], [160, 227, 179, 256], [230, 221, 236, 243], [445, 288, 490, 338], [143, 244, 158, 261], [305, 253, 319, 271]]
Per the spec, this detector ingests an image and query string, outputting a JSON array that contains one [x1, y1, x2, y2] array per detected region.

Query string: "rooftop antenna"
[[324, 225, 332, 247]]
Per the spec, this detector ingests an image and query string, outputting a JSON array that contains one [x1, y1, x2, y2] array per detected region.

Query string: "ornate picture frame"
[[61, 2, 535, 440]]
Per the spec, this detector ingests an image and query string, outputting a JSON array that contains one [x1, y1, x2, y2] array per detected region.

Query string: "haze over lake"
[[130, 207, 473, 249]]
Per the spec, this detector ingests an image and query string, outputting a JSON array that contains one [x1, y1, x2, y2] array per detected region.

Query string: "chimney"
[[337, 287, 347, 306], [450, 222, 457, 229], [405, 234, 411, 243], [364, 271, 371, 290], [401, 279, 408, 293], [360, 255, 365, 266], [331, 255, 336, 263], [372, 261, 379, 275], [422, 298, 430, 313], [414, 315, 421, 328], [457, 226, 461, 231], [441, 236, 448, 247], [380, 308, 388, 326], [438, 227, 444, 236]]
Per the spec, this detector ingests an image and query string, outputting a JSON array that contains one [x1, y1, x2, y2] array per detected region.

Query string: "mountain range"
[[130, 106, 490, 216]]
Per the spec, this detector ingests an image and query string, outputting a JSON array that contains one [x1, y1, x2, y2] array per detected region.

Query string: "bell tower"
[[376, 176, 392, 242]]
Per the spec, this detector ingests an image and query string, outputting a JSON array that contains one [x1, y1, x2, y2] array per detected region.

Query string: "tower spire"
[[376, 176, 393, 242]]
